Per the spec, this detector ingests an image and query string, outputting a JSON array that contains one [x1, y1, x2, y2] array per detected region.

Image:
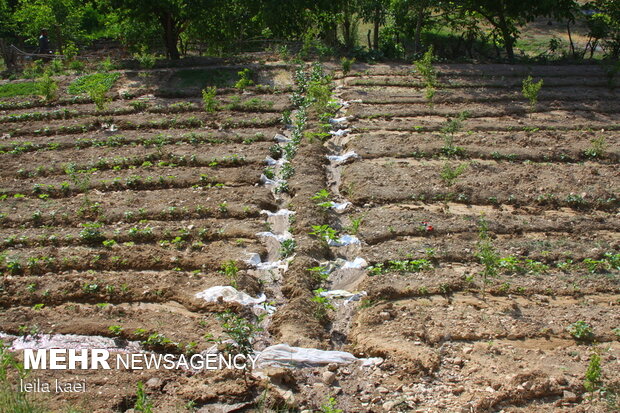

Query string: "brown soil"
[[0, 62, 618, 413]]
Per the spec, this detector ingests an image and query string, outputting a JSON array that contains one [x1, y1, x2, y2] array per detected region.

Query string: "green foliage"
[[79, 221, 104, 244], [311, 288, 334, 321], [134, 47, 157, 69], [219, 260, 239, 288], [134, 381, 153, 413], [368, 259, 432, 276], [440, 111, 469, 157], [475, 217, 500, 295], [98, 57, 116, 72], [440, 162, 468, 186], [414, 46, 438, 103], [235, 68, 254, 90], [0, 342, 46, 412], [340, 57, 355, 75], [68, 73, 119, 95], [0, 82, 40, 98], [279, 239, 296, 258], [309, 224, 338, 245], [38, 74, 58, 102], [87, 82, 110, 111], [213, 310, 262, 359], [584, 352, 602, 392], [522, 75, 543, 111], [567, 321, 594, 342], [320, 397, 343, 413], [201, 86, 218, 113], [584, 136, 606, 159]]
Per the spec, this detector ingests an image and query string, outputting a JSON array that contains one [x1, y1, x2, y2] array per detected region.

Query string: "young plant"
[[475, 217, 499, 296], [440, 111, 468, 157], [414, 46, 438, 103], [39, 73, 58, 102], [279, 239, 296, 258], [235, 68, 254, 90], [340, 57, 355, 75], [584, 352, 602, 392], [320, 397, 343, 413], [522, 75, 543, 111], [219, 260, 239, 288], [311, 289, 334, 322], [134, 47, 156, 69], [309, 224, 338, 246], [212, 310, 262, 359], [134, 381, 153, 412], [202, 86, 218, 113], [440, 162, 468, 186], [88, 82, 110, 111], [567, 320, 594, 342], [584, 136, 606, 159]]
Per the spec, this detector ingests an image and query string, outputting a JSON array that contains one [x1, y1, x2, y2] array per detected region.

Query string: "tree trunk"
[[413, 10, 424, 55], [496, 16, 514, 60], [160, 13, 180, 60], [373, 10, 380, 50], [567, 20, 576, 58], [342, 5, 353, 49]]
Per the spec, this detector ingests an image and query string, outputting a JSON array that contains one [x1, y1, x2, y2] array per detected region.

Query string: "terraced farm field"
[[0, 62, 618, 412]]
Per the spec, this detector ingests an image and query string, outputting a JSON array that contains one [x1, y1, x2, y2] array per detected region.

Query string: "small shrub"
[[220, 260, 239, 288], [340, 57, 355, 75], [309, 224, 338, 245], [212, 310, 262, 358], [320, 397, 343, 413], [414, 46, 438, 103], [235, 68, 254, 90], [134, 47, 156, 69], [88, 82, 110, 111], [440, 162, 468, 186], [279, 239, 296, 258], [476, 217, 500, 296], [311, 288, 334, 321], [522, 75, 543, 111], [98, 57, 116, 72], [38, 73, 58, 102], [584, 352, 602, 392], [584, 136, 606, 159], [134, 381, 153, 412], [567, 320, 594, 342], [202, 86, 218, 113]]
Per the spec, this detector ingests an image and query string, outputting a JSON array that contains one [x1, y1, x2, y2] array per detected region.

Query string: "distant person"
[[38, 29, 50, 54]]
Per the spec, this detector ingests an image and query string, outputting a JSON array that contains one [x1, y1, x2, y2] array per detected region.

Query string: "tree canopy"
[[0, 0, 619, 62]]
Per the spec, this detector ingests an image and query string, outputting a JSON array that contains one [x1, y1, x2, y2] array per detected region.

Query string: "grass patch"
[[68, 72, 120, 95], [169, 69, 239, 89], [0, 81, 40, 98]]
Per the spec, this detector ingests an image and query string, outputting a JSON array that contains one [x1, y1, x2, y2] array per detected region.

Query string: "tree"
[[359, 0, 390, 49], [107, 0, 213, 59], [12, 0, 86, 54], [584, 0, 620, 58], [456, 0, 577, 60]]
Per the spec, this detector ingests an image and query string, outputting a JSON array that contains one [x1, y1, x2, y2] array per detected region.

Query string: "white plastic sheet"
[[328, 129, 351, 138], [274, 134, 290, 143], [342, 257, 367, 269], [329, 201, 351, 211], [328, 234, 361, 247], [326, 151, 359, 164], [195, 286, 266, 306], [1, 333, 142, 352], [255, 343, 381, 368]]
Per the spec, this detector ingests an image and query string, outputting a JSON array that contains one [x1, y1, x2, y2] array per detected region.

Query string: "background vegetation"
[[0, 1, 619, 67]]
